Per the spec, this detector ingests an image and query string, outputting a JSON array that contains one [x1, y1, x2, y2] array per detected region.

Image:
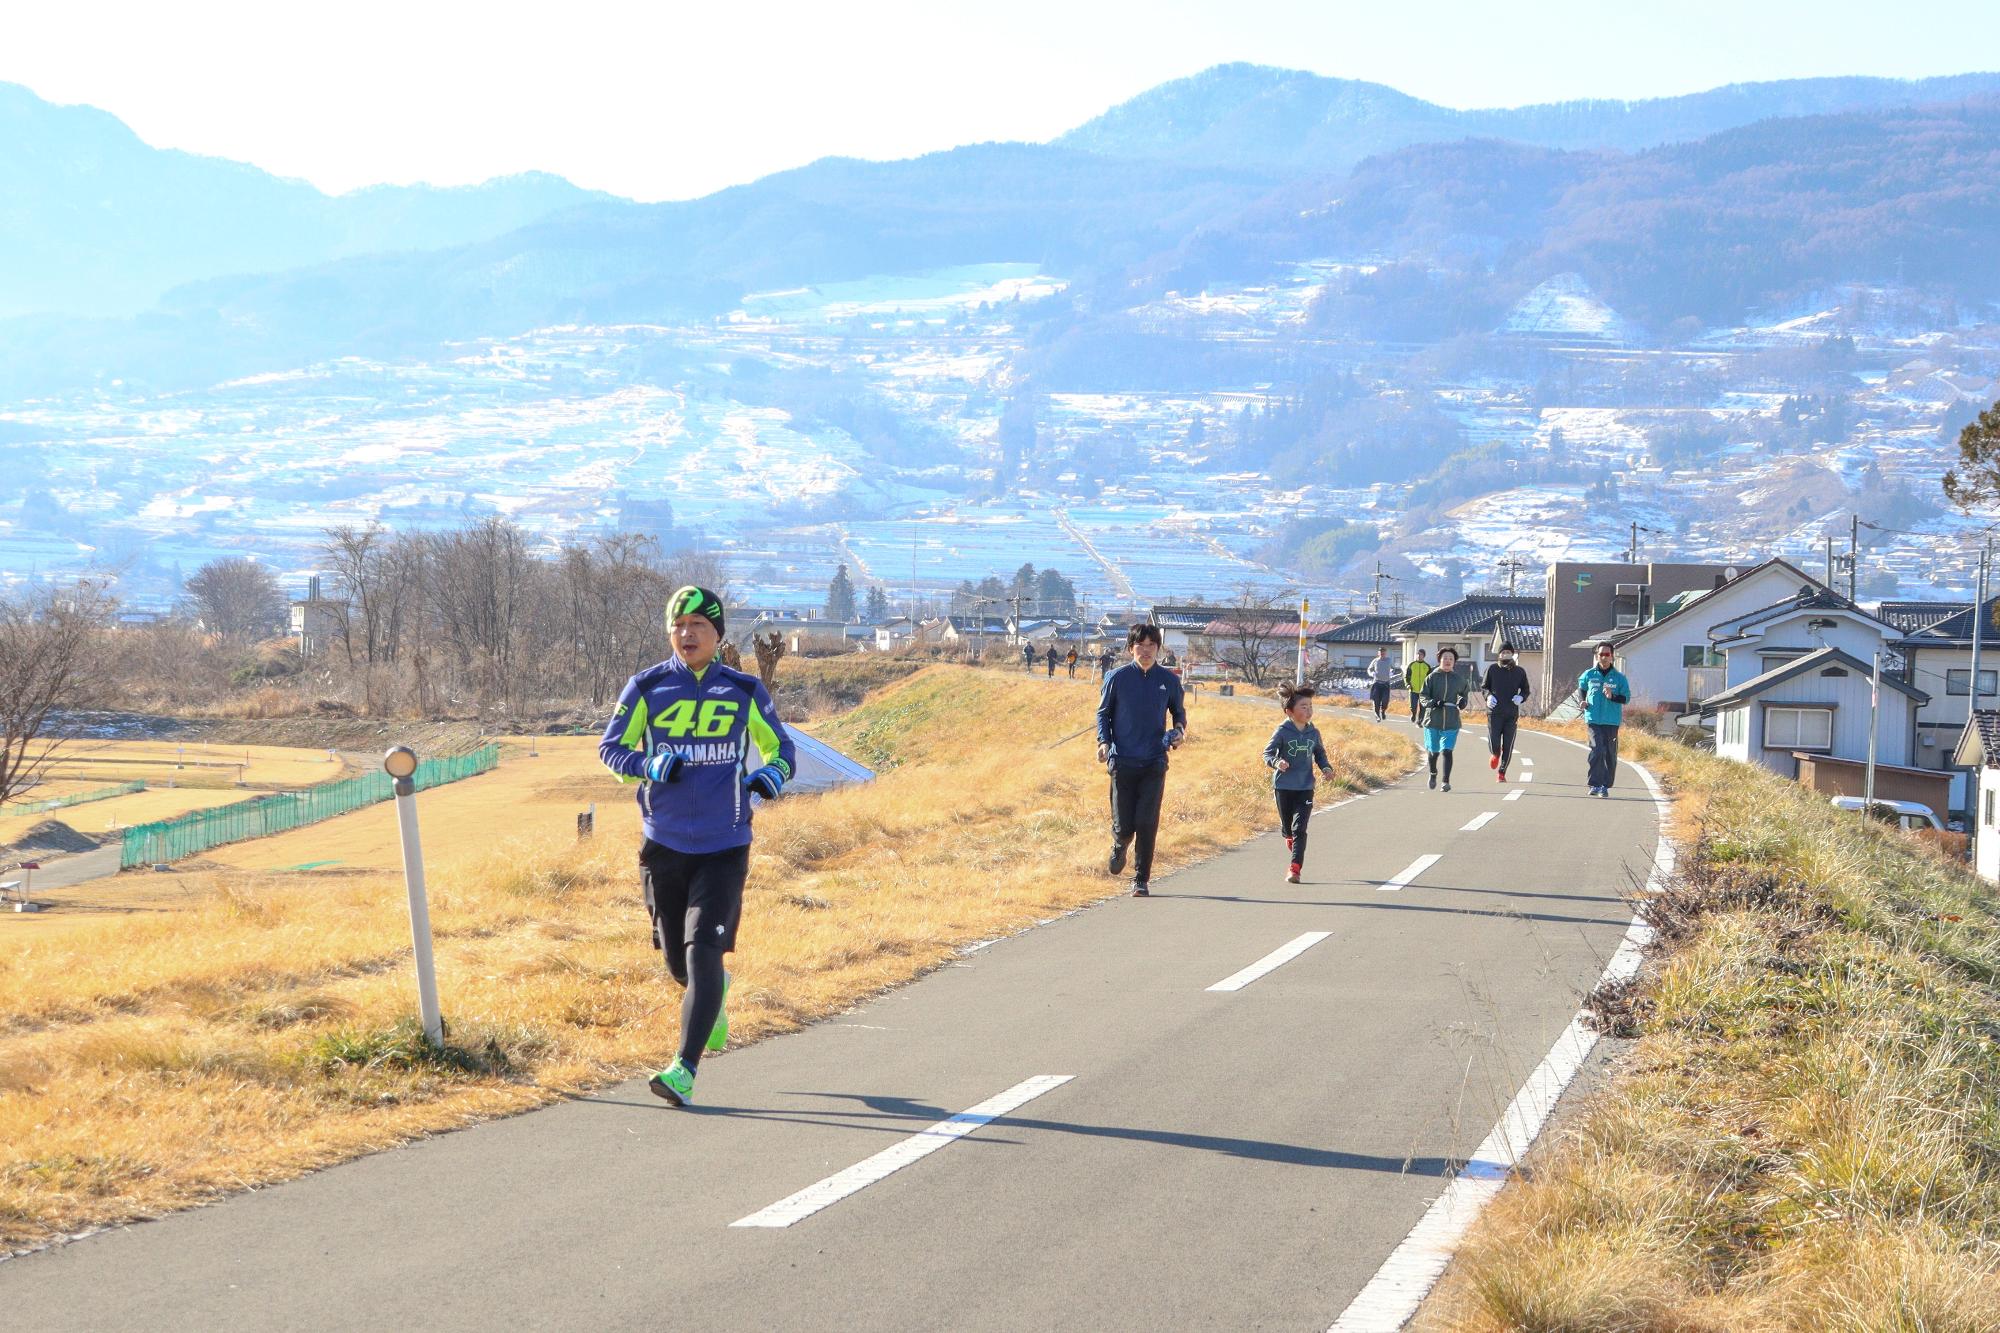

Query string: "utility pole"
[[1849, 513, 1860, 601], [1824, 532, 1835, 589], [1369, 561, 1397, 615], [1628, 521, 1638, 565], [1864, 650, 1882, 811], [1497, 556, 1530, 598], [1969, 543, 1989, 869]]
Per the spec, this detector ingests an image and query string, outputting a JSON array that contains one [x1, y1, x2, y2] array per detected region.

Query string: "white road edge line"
[[1504, 790, 1525, 802], [1328, 736, 1673, 1331], [1377, 853, 1440, 893], [1458, 811, 1499, 833], [1206, 931, 1334, 992], [731, 1075, 1075, 1228]]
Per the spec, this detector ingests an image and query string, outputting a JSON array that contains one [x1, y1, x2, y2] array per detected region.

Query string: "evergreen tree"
[[825, 563, 857, 621], [865, 585, 890, 620]]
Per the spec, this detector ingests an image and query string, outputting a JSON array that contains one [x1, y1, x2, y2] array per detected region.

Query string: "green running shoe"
[[707, 971, 731, 1053], [648, 1057, 695, 1107]]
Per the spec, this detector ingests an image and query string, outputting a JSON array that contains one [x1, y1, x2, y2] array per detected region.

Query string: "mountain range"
[[5, 66, 2000, 395]]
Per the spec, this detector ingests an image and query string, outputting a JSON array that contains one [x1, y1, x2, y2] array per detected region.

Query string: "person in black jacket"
[[1479, 642, 1532, 783]]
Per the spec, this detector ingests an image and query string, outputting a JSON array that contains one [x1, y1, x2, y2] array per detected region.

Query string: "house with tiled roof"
[[1390, 595, 1545, 682], [1894, 596, 2000, 806], [1874, 600, 1970, 637], [1315, 613, 1403, 670]]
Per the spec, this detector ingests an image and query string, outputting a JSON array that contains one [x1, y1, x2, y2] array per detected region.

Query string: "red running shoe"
[[1489, 754, 1500, 770], [1285, 864, 1301, 884]]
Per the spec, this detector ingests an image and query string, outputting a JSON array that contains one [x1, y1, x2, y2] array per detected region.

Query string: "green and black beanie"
[[667, 585, 725, 637]]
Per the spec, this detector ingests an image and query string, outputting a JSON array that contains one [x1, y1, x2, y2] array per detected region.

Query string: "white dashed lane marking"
[[731, 1075, 1075, 1228], [1459, 811, 1499, 832], [1378, 854, 1441, 893], [1207, 932, 1335, 992]]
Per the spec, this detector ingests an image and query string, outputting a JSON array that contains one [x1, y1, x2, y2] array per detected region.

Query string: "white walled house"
[[1580, 559, 1838, 712], [1701, 647, 1926, 779], [1896, 599, 2000, 796], [1706, 590, 1896, 689], [1390, 595, 1545, 682], [1952, 711, 2000, 884]]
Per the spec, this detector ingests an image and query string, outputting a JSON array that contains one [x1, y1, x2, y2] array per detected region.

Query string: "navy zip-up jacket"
[[599, 657, 796, 854], [1097, 661, 1187, 768]]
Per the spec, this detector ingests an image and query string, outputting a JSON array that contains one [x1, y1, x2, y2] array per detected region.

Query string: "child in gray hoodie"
[[1264, 682, 1336, 884]]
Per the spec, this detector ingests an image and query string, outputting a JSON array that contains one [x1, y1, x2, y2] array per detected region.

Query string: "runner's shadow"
[[585, 1096, 1467, 1177], [1167, 895, 1627, 928]]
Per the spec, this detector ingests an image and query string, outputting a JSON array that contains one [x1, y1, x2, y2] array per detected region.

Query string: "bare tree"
[[1208, 585, 1299, 687], [183, 557, 287, 639], [0, 582, 112, 806]]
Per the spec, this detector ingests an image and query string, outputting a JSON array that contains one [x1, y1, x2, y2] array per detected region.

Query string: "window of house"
[[1682, 645, 1725, 668], [1764, 706, 1833, 751], [1946, 669, 1999, 697], [1719, 708, 1745, 746]]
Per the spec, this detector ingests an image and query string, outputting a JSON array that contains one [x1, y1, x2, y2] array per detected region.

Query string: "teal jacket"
[[1577, 666, 1631, 727]]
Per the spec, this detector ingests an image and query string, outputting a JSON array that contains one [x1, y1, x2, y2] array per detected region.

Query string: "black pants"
[[1587, 724, 1620, 790], [1369, 682, 1391, 717], [1275, 787, 1315, 867], [1408, 689, 1422, 722], [1488, 713, 1518, 773], [1110, 761, 1168, 884], [640, 841, 747, 1069]]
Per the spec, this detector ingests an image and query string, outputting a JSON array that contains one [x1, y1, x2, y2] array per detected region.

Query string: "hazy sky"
[[8, 1, 1997, 202]]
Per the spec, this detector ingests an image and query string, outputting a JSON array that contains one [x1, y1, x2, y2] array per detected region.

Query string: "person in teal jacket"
[[1578, 641, 1632, 797], [1417, 647, 1469, 791]]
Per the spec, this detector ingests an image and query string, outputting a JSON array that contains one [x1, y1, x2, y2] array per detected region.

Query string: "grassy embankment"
[[1420, 728, 2000, 1330], [0, 664, 1413, 1252]]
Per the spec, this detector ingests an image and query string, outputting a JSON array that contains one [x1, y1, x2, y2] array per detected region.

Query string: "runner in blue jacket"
[[1578, 641, 1631, 797], [600, 585, 796, 1106], [1096, 623, 1187, 896]]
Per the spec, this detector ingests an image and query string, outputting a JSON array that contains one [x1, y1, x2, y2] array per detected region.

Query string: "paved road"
[[6, 843, 121, 894], [0, 724, 1659, 1331]]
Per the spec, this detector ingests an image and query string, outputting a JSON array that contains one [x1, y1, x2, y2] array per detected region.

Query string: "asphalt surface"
[[0, 721, 1660, 1331]]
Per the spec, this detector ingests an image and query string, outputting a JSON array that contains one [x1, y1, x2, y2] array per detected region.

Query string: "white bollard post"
[[383, 746, 444, 1047]]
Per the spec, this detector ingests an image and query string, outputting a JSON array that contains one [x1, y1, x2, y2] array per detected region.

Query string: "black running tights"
[[674, 943, 727, 1070], [1427, 749, 1456, 783]]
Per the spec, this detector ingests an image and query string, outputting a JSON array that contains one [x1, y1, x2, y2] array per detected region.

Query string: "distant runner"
[[1403, 649, 1431, 724], [1480, 641, 1531, 783], [1098, 648, 1116, 679], [599, 585, 796, 1107], [1579, 641, 1632, 797], [1417, 646, 1468, 791], [1265, 682, 1335, 884], [1366, 646, 1398, 722], [1045, 645, 1060, 678], [1022, 643, 1036, 672], [1066, 646, 1079, 678], [1097, 623, 1188, 897]]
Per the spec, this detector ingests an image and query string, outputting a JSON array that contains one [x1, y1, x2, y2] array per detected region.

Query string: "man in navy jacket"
[[1096, 623, 1188, 896]]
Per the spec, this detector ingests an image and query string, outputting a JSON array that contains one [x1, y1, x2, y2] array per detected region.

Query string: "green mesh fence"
[[4, 780, 147, 816], [121, 745, 500, 869]]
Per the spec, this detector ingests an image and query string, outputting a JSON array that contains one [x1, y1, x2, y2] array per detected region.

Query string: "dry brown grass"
[[0, 664, 1413, 1251], [1418, 729, 2000, 1332]]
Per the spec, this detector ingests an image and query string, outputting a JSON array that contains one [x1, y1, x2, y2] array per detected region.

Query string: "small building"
[[1893, 597, 2000, 805], [872, 617, 917, 652], [1701, 647, 1928, 780], [1952, 711, 2000, 883], [1145, 603, 1225, 659], [1391, 595, 1545, 682], [1316, 613, 1403, 671], [289, 576, 348, 659]]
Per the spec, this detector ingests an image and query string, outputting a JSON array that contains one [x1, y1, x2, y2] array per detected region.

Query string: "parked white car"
[[1828, 795, 1948, 834]]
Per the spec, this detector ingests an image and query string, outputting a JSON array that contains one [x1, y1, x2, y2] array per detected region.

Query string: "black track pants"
[[1110, 761, 1168, 883], [1275, 787, 1315, 866], [1488, 714, 1518, 773]]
